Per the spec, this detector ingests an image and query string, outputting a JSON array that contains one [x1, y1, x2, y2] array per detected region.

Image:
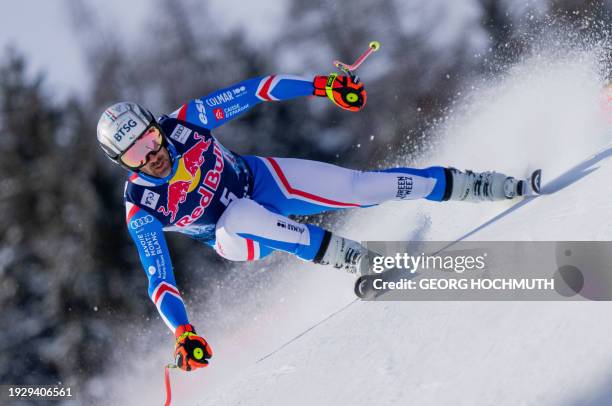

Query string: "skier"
[[97, 74, 537, 371]]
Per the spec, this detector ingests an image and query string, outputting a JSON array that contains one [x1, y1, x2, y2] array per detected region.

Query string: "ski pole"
[[333, 41, 380, 82], [164, 363, 178, 406]]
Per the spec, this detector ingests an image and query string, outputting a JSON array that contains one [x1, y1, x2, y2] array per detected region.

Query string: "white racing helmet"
[[96, 102, 157, 168]]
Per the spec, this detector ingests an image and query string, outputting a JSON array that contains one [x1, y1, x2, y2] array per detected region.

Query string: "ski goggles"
[[119, 125, 164, 169]]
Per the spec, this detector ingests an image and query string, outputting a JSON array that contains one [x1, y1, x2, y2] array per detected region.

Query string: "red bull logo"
[[157, 133, 212, 222], [175, 187, 214, 227], [173, 142, 226, 228]]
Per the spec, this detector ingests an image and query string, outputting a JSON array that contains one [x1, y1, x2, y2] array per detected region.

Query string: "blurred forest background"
[[0, 0, 611, 403]]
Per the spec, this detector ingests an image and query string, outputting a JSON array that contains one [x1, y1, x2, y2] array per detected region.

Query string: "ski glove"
[[313, 74, 366, 112], [174, 324, 213, 371]]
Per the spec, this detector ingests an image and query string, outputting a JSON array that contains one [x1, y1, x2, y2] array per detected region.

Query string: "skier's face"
[[140, 145, 172, 178]]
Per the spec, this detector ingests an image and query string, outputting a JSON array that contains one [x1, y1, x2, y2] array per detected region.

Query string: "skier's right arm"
[[125, 202, 191, 333], [126, 202, 213, 370]]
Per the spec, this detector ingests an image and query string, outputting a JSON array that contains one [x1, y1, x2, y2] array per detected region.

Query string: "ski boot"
[[446, 168, 541, 202], [313, 233, 367, 275]]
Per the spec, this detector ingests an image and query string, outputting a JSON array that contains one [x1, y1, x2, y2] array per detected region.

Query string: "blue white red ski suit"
[[124, 75, 448, 331]]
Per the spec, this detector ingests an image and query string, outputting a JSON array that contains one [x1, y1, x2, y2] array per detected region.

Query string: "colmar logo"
[[206, 91, 234, 107], [157, 133, 212, 222]]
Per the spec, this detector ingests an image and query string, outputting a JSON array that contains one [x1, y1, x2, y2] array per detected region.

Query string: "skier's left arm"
[[170, 74, 366, 129]]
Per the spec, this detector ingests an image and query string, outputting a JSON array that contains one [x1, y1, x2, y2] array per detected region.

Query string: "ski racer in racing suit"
[[96, 74, 534, 371]]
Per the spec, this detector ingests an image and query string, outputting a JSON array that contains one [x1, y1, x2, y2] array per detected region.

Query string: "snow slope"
[[100, 49, 612, 405]]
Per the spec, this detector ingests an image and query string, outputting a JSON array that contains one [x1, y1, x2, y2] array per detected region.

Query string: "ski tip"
[[531, 169, 542, 194], [354, 276, 369, 299], [354, 275, 379, 300]]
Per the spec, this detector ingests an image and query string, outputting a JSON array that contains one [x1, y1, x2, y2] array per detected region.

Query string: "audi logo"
[[130, 215, 154, 229]]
